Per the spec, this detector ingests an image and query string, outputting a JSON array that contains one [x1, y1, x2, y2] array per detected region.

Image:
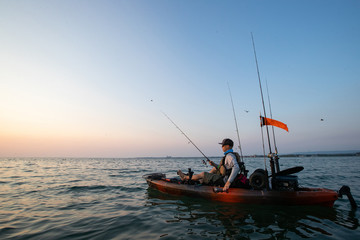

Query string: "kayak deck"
[[146, 178, 338, 207]]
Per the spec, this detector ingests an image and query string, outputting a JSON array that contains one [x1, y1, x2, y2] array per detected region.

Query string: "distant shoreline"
[[261, 152, 360, 158], [149, 151, 360, 159], [1, 152, 359, 159], [138, 152, 360, 159]]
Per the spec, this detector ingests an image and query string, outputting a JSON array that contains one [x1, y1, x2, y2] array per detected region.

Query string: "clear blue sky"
[[0, 0, 359, 157]]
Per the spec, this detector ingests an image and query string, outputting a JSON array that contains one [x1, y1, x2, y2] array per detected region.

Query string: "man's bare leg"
[[177, 170, 205, 181]]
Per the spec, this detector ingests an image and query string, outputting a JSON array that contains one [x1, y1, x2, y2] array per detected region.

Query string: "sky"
[[0, 0, 359, 158]]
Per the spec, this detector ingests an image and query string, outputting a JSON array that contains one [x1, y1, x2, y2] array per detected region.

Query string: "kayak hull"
[[146, 178, 338, 207]]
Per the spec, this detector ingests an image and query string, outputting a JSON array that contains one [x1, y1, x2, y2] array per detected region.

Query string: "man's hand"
[[209, 160, 216, 167], [223, 181, 231, 192]]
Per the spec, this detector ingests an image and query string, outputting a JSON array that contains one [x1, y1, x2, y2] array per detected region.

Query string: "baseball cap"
[[219, 138, 234, 147]]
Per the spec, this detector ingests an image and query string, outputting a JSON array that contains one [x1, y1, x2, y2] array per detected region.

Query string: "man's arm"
[[209, 160, 219, 169]]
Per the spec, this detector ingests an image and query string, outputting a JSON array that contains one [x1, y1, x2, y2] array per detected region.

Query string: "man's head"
[[219, 138, 233, 152]]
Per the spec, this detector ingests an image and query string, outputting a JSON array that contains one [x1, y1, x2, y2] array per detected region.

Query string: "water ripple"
[[0, 157, 359, 240]]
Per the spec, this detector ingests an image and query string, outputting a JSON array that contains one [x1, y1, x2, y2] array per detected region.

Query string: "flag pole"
[[265, 79, 278, 154], [265, 79, 281, 173]]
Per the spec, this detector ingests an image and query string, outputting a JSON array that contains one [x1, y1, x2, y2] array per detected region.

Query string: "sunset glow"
[[1, 1, 359, 157]]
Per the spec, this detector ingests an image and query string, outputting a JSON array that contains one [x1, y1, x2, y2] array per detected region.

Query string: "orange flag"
[[260, 116, 289, 132]]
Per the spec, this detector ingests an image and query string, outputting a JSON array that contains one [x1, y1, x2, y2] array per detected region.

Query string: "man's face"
[[222, 145, 231, 152]]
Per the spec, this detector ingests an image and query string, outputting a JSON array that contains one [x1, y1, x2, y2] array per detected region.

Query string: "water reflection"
[[146, 188, 359, 239]]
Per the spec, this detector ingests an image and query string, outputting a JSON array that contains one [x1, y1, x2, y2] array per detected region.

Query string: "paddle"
[[270, 166, 304, 177]]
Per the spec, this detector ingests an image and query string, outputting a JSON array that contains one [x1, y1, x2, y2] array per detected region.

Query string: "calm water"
[[0, 156, 359, 239]]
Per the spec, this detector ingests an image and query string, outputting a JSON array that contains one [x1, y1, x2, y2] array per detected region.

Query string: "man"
[[177, 138, 240, 192]]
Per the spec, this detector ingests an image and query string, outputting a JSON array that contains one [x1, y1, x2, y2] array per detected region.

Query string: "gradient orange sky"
[[1, 1, 359, 157]]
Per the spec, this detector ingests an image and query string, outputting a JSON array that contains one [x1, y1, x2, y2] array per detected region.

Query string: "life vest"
[[219, 151, 248, 177], [218, 151, 241, 177]]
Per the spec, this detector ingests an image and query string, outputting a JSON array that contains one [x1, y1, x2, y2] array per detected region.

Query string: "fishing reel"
[[239, 162, 249, 177]]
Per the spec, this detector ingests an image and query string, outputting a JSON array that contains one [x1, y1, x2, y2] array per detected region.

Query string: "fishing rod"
[[251, 33, 272, 154], [265, 79, 278, 154], [227, 81, 244, 162], [161, 111, 210, 166], [251, 33, 276, 176], [260, 111, 268, 171]]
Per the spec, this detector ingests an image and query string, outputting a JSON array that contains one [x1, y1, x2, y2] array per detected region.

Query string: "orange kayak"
[[145, 174, 339, 207]]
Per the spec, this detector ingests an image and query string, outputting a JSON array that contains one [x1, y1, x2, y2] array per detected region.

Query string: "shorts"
[[203, 172, 224, 186]]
